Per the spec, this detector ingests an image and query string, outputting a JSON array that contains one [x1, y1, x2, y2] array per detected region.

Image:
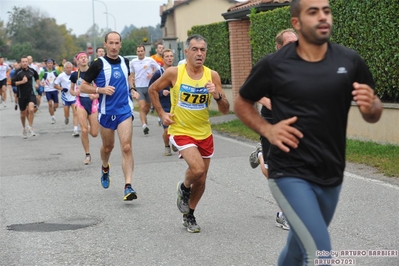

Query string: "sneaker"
[[101, 164, 111, 189], [158, 117, 162, 126], [171, 145, 178, 152], [14, 104, 18, 111], [143, 126, 149, 135], [184, 214, 201, 233], [164, 146, 172, 156], [72, 130, 80, 137], [22, 129, 27, 139], [27, 127, 36, 137], [83, 154, 91, 165], [176, 181, 190, 214], [123, 186, 138, 201], [150, 106, 154, 114], [64, 117, 69, 125], [276, 213, 290, 230], [51, 117, 56, 124], [249, 143, 262, 169]]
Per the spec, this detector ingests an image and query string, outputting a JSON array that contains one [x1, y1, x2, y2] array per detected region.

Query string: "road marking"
[[214, 133, 399, 191]]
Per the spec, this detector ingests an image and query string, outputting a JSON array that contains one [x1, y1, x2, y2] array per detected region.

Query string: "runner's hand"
[[267, 116, 303, 153]]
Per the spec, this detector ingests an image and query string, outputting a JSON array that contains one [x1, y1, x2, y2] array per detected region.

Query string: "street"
[[0, 101, 398, 266]]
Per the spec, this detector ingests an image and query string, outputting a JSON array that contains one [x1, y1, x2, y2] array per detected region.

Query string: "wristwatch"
[[215, 93, 223, 102]]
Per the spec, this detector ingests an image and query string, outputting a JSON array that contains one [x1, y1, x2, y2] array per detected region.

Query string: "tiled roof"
[[228, 0, 291, 12]]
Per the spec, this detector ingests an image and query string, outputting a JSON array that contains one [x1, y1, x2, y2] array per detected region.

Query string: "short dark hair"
[[185, 34, 207, 50], [105, 31, 121, 42], [137, 45, 145, 51], [290, 0, 301, 17], [96, 46, 105, 52]]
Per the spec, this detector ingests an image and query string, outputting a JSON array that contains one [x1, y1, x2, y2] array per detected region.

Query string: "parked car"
[[124, 55, 138, 61]]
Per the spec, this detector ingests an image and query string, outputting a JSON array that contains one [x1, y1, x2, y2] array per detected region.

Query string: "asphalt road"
[[0, 100, 398, 266]]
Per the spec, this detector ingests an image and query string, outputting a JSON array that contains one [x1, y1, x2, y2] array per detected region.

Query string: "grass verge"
[[211, 117, 399, 178]]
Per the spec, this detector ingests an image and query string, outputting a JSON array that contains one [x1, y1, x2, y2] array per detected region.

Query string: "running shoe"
[[14, 104, 18, 111], [184, 214, 201, 233], [101, 164, 111, 189], [157, 117, 162, 126], [65, 117, 69, 125], [275, 213, 290, 230], [171, 145, 178, 152], [143, 126, 149, 135], [176, 181, 190, 214], [164, 146, 172, 156], [51, 117, 56, 124], [123, 186, 138, 201], [22, 128, 27, 139], [249, 143, 262, 169], [28, 127, 36, 137], [72, 130, 80, 137], [83, 154, 91, 165]]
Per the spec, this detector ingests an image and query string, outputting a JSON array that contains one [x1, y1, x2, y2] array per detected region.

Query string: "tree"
[[0, 20, 10, 58]]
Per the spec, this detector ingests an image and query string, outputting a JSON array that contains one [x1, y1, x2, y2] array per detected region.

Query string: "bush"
[[249, 1, 399, 102], [188, 22, 231, 84]]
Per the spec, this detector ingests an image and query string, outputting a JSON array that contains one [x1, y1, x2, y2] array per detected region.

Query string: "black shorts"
[[18, 94, 37, 111], [0, 79, 6, 88]]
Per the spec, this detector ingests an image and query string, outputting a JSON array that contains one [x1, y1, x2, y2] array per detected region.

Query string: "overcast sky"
[[1, 0, 165, 36]]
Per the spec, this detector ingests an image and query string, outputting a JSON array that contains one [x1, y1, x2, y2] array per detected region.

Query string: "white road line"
[[214, 133, 399, 190], [344, 171, 399, 190]]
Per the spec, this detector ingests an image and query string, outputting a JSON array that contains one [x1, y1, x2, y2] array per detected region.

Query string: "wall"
[[347, 103, 399, 145], [174, 0, 235, 43], [211, 88, 399, 145]]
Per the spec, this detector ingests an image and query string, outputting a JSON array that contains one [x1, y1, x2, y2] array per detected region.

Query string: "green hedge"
[[188, 22, 231, 84], [249, 2, 399, 102], [330, 0, 399, 101], [250, 7, 292, 64]]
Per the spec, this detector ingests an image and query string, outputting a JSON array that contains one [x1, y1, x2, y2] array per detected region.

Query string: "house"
[[160, 0, 240, 62]]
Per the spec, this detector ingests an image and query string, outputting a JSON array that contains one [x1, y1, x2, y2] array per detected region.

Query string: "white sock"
[[74, 126, 78, 131], [278, 212, 283, 218], [142, 124, 147, 128], [257, 151, 263, 158]]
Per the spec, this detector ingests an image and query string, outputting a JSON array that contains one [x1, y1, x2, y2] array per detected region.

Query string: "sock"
[[165, 145, 170, 148], [142, 124, 147, 128], [124, 183, 131, 189], [189, 208, 195, 216], [86, 153, 90, 156], [181, 182, 191, 192], [102, 164, 109, 172], [51, 115, 55, 119], [257, 151, 263, 159], [74, 126, 78, 131], [277, 212, 283, 218]]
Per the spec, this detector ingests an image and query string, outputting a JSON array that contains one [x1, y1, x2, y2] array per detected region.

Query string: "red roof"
[[228, 0, 291, 12]]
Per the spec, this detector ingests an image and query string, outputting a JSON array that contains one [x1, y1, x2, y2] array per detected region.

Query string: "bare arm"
[[258, 96, 271, 110], [148, 67, 177, 126], [69, 82, 77, 96], [352, 82, 382, 123], [129, 73, 135, 88], [208, 71, 230, 114], [234, 94, 303, 152]]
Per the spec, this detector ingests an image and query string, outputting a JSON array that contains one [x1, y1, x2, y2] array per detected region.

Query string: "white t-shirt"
[[40, 69, 58, 92], [0, 63, 10, 80], [54, 72, 76, 102], [29, 63, 39, 73], [129, 57, 160, 87]]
